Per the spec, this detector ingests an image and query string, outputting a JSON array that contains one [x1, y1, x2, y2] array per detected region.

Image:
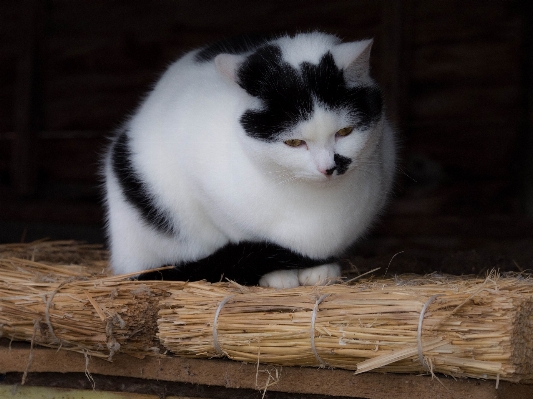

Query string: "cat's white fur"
[[104, 32, 396, 288], [259, 263, 342, 288]]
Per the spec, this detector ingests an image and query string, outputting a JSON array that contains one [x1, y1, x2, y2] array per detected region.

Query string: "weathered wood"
[[411, 85, 520, 123], [411, 41, 520, 86], [2, 341, 532, 399], [374, 214, 533, 238], [380, 0, 412, 129], [39, 0, 381, 131], [11, 0, 44, 196], [1, 131, 106, 179], [0, 198, 102, 225], [0, 0, 20, 133], [0, 0, 529, 238], [519, 0, 533, 216], [412, 0, 521, 45], [0, 386, 176, 399], [407, 122, 517, 177]]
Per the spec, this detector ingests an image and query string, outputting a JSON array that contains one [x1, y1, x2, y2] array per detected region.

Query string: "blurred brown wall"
[[0, 0, 531, 248]]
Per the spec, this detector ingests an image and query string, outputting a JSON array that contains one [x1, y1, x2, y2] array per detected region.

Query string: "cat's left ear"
[[331, 39, 373, 82], [214, 53, 245, 82]]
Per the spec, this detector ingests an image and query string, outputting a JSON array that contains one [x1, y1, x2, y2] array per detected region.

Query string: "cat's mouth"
[[306, 169, 349, 183]]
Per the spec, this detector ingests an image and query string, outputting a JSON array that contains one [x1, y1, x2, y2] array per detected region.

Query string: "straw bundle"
[[0, 240, 108, 269], [158, 273, 533, 383], [2, 241, 533, 382], [0, 256, 179, 359]]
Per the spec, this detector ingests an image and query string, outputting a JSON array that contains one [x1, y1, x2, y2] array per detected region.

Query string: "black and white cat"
[[104, 32, 396, 288]]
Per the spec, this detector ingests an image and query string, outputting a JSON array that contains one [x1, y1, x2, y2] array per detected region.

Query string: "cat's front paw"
[[298, 263, 341, 286], [259, 269, 300, 289]]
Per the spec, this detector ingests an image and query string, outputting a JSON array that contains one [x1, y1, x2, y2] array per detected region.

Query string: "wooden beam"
[[12, 0, 45, 196], [521, 0, 533, 216], [1, 342, 532, 399], [0, 386, 199, 399], [380, 0, 412, 130]]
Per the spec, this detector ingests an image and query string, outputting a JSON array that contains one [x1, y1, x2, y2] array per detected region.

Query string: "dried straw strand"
[[0, 255, 179, 359], [2, 241, 533, 384], [158, 272, 533, 383]]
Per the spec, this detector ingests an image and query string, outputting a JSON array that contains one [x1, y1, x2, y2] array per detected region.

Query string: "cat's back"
[[137, 32, 341, 108], [143, 34, 278, 101], [127, 35, 287, 148]]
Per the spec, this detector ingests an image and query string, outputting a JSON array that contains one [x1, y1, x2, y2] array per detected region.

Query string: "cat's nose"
[[321, 166, 336, 176]]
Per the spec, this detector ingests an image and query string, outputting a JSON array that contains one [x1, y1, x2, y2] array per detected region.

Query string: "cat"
[[103, 31, 396, 288]]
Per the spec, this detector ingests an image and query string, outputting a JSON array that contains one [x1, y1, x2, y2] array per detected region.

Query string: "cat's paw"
[[259, 269, 300, 289], [298, 263, 341, 286]]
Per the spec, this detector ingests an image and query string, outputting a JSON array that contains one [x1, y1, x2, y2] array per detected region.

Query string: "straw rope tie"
[[41, 281, 70, 344], [310, 294, 330, 368], [212, 295, 234, 355], [417, 294, 442, 371]]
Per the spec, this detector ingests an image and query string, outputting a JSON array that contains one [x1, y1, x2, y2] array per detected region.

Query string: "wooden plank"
[[0, 0, 20, 133], [38, 136, 106, 181], [412, 0, 521, 45], [39, 0, 382, 131], [1, 132, 106, 182], [2, 342, 532, 399], [411, 41, 520, 86], [407, 122, 517, 178], [410, 84, 520, 122], [0, 385, 174, 399], [380, 0, 413, 129], [0, 199, 102, 225], [520, 0, 533, 216], [374, 214, 533, 238], [11, 0, 44, 196]]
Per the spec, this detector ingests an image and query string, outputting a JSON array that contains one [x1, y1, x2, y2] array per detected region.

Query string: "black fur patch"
[[111, 131, 176, 235], [334, 153, 352, 175], [137, 241, 337, 285], [195, 33, 275, 63], [238, 46, 383, 141], [238, 45, 313, 141]]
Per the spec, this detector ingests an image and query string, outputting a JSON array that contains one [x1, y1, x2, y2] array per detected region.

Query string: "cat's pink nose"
[[320, 166, 336, 176]]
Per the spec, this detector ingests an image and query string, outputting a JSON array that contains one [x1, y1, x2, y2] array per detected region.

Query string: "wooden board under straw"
[[1, 241, 533, 383]]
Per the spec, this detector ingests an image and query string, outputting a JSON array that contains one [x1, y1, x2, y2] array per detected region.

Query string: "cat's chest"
[[260, 181, 359, 231], [201, 167, 366, 253]]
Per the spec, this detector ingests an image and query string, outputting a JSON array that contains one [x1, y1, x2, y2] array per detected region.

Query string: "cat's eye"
[[284, 139, 305, 147], [336, 126, 354, 137]]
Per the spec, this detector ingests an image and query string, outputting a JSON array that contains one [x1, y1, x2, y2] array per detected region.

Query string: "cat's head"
[[215, 32, 384, 182]]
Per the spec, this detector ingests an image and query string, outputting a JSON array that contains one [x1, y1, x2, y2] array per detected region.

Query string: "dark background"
[[1, 0, 532, 273]]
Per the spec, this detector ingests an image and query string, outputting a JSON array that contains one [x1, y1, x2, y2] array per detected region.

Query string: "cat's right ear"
[[332, 39, 373, 83], [214, 53, 245, 83]]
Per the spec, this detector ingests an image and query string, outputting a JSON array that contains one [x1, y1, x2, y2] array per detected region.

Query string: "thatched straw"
[[0, 254, 180, 359], [0, 240, 108, 269], [1, 242, 533, 382], [158, 272, 533, 383]]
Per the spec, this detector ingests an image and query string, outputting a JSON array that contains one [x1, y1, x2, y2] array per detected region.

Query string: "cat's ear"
[[214, 53, 245, 82], [332, 39, 373, 82]]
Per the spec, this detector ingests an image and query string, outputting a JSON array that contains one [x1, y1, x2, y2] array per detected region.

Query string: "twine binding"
[[213, 295, 234, 355], [310, 294, 330, 368], [417, 294, 442, 370]]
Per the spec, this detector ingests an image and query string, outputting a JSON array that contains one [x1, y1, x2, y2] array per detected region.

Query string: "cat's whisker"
[[267, 170, 296, 186], [350, 167, 383, 181], [353, 160, 384, 167], [394, 166, 418, 183], [275, 176, 298, 186]]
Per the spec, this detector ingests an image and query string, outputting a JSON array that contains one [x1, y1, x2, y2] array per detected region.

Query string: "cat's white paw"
[[298, 263, 341, 286], [259, 269, 300, 289]]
